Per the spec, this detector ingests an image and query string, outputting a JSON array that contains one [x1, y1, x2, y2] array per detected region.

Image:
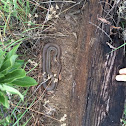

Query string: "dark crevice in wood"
[[70, 0, 125, 126]]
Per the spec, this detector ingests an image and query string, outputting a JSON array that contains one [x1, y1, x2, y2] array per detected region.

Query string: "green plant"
[[0, 0, 31, 22], [0, 0, 37, 39], [0, 43, 37, 109]]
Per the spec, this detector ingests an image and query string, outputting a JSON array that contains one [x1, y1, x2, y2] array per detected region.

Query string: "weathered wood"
[[71, 0, 125, 126]]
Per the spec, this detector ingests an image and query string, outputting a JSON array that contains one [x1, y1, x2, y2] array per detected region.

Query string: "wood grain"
[[70, 0, 125, 126]]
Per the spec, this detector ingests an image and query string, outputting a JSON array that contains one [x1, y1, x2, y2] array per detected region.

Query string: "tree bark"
[[71, 0, 125, 126]]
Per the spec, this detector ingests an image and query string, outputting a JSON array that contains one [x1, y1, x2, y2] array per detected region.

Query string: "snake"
[[42, 43, 61, 91]]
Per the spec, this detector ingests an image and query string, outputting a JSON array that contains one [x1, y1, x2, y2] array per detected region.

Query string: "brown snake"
[[42, 43, 61, 91]]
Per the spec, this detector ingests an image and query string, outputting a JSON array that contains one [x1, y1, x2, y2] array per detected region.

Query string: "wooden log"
[[70, 0, 125, 126]]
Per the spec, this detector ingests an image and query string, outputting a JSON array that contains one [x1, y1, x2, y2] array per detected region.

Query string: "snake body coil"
[[43, 43, 61, 91]]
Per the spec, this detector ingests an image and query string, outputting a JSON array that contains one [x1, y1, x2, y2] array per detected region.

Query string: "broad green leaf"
[[0, 73, 4, 78], [0, 85, 24, 101], [8, 62, 22, 73], [10, 55, 18, 65], [16, 60, 24, 66], [0, 58, 11, 73], [5, 43, 20, 61], [0, 91, 9, 108], [0, 69, 26, 83], [0, 49, 4, 58], [11, 76, 37, 87], [0, 55, 18, 74]]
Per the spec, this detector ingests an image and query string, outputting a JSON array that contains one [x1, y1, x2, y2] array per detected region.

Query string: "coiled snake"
[[42, 43, 61, 91]]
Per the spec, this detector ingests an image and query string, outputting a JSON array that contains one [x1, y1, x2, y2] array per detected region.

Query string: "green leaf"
[[5, 43, 20, 61], [0, 49, 5, 69], [16, 60, 24, 66], [0, 55, 18, 74], [11, 76, 37, 87], [0, 69, 26, 83], [0, 85, 24, 101], [0, 91, 9, 108], [0, 49, 4, 57], [8, 62, 22, 73], [0, 58, 11, 74], [0, 73, 4, 78]]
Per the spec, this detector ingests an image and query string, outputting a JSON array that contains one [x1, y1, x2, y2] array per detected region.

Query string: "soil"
[[39, 12, 82, 126], [40, 17, 79, 126], [19, 2, 83, 126]]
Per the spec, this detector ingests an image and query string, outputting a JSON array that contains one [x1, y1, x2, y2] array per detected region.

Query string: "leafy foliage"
[[0, 43, 37, 108]]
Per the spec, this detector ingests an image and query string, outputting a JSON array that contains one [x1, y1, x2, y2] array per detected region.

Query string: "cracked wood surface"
[[70, 0, 125, 126]]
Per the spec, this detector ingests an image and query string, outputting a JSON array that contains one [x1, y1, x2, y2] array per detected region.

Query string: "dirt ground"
[[39, 10, 82, 126], [39, 17, 79, 126], [18, 2, 84, 126]]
